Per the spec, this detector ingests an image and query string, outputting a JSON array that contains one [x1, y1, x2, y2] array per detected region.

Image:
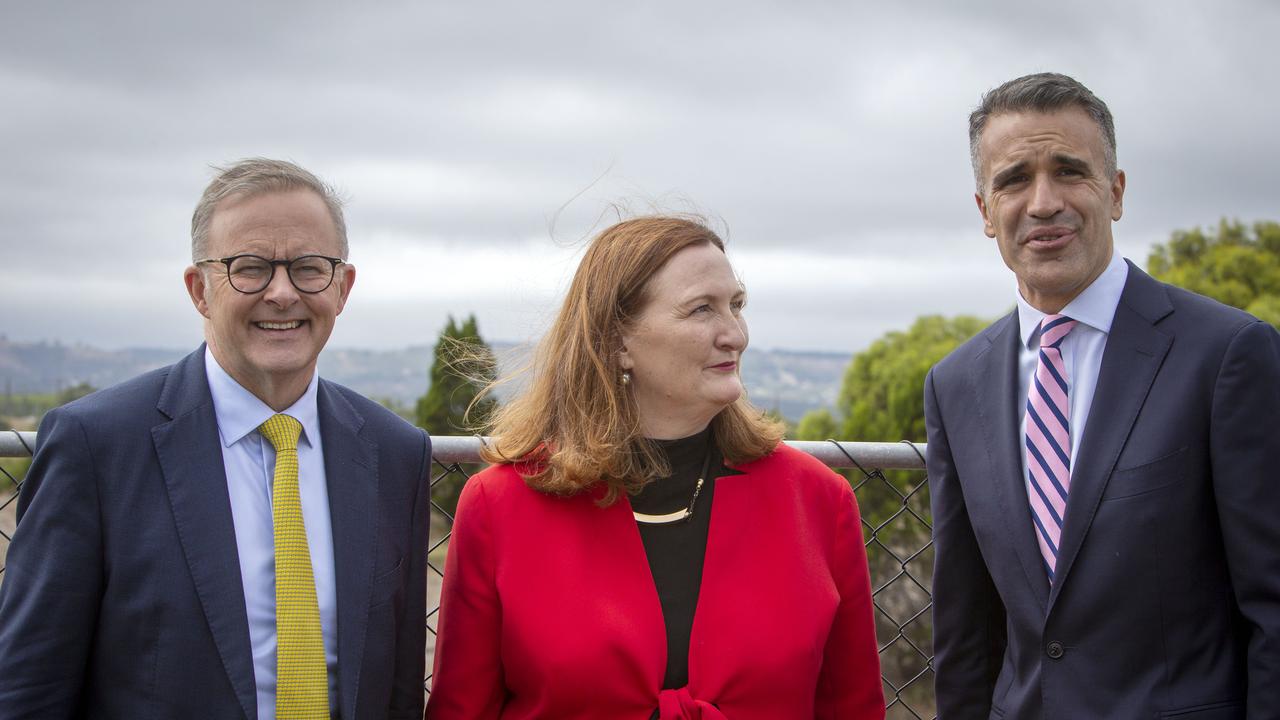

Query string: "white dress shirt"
[[204, 349, 338, 719], [1016, 251, 1129, 493]]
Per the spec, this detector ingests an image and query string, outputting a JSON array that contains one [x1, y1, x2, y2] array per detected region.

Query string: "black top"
[[631, 427, 741, 691]]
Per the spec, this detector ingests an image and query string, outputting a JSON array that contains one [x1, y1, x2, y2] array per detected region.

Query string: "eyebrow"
[[1052, 153, 1092, 173], [992, 154, 1095, 188], [681, 288, 746, 306], [991, 161, 1028, 189]]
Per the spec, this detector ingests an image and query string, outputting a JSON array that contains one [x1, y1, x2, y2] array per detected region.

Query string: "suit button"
[[1046, 641, 1065, 659]]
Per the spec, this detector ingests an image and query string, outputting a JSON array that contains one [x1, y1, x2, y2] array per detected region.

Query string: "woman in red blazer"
[[427, 217, 884, 720]]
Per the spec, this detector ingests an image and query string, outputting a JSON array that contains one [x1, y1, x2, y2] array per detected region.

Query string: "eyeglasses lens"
[[226, 256, 334, 293]]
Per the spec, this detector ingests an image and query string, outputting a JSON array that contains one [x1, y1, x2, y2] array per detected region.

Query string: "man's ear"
[[976, 192, 997, 239], [334, 263, 356, 315], [1110, 169, 1126, 222], [183, 265, 212, 319]]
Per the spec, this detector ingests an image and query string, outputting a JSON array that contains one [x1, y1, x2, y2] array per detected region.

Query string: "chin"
[[249, 347, 317, 378], [708, 384, 744, 408]]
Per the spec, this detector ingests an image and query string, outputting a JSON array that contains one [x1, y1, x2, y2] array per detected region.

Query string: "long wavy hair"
[[480, 216, 784, 505]]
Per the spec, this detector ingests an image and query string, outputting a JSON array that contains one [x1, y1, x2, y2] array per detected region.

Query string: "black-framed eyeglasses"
[[197, 254, 345, 294]]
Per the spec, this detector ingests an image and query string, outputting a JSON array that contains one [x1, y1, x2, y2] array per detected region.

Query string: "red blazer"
[[427, 444, 884, 719]]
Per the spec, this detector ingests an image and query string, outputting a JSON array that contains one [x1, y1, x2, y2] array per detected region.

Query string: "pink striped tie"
[[1025, 314, 1077, 581]]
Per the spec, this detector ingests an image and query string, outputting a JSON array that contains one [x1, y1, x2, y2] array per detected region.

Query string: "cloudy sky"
[[2, 0, 1277, 355]]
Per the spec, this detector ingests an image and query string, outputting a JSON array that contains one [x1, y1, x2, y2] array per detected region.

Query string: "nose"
[[718, 313, 748, 353], [1026, 173, 1065, 219], [261, 264, 300, 308]]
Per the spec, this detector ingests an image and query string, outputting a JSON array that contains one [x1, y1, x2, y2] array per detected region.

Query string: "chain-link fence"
[[2, 432, 935, 719], [0, 432, 35, 594]]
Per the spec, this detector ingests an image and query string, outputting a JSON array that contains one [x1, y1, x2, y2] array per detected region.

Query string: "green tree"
[[793, 408, 837, 441], [817, 314, 987, 523], [416, 315, 498, 517], [836, 315, 988, 444], [1147, 219, 1280, 327]]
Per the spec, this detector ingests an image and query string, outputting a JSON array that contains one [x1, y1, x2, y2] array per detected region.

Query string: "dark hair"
[[969, 72, 1116, 194]]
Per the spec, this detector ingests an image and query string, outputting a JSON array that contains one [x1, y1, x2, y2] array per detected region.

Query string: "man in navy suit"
[[0, 158, 431, 718], [926, 73, 1280, 718]]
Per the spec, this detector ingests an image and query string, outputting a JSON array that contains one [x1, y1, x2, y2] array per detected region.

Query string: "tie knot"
[[259, 414, 302, 452], [1040, 314, 1077, 349]]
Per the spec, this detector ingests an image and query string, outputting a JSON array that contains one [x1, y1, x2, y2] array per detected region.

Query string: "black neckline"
[[632, 427, 716, 515]]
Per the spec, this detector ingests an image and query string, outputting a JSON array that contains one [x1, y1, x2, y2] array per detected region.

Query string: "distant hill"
[[0, 337, 850, 423], [0, 339, 187, 396]]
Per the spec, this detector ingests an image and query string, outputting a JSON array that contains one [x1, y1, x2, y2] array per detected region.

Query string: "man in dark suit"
[[0, 158, 431, 719], [926, 73, 1280, 718]]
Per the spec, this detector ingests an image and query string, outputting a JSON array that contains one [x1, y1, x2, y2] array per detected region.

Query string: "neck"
[[1023, 293, 1070, 315], [1020, 280, 1087, 315], [638, 409, 716, 441], [1020, 251, 1115, 314], [248, 377, 311, 413], [208, 345, 313, 412]]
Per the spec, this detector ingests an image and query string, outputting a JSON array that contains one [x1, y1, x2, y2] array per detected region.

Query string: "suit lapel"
[[318, 381, 377, 720], [1048, 264, 1173, 609], [153, 347, 257, 720], [970, 312, 1051, 610]]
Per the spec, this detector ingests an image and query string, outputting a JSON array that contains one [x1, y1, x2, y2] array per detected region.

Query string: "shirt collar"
[[1017, 250, 1129, 349], [204, 346, 320, 449]]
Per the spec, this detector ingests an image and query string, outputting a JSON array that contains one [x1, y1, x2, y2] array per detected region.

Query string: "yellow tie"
[[259, 414, 329, 719]]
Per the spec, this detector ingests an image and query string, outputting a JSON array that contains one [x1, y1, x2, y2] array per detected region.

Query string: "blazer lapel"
[[970, 312, 1051, 610], [153, 347, 257, 720], [1048, 264, 1173, 608], [317, 381, 377, 720]]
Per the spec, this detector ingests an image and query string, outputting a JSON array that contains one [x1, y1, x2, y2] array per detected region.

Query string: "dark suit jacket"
[[427, 444, 884, 719], [925, 262, 1280, 720], [0, 346, 431, 719]]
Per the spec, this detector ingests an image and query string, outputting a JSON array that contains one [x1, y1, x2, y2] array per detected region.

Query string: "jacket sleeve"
[[815, 476, 886, 719], [389, 429, 432, 719], [925, 368, 1006, 720], [0, 406, 103, 718], [1208, 320, 1280, 716], [425, 471, 505, 719]]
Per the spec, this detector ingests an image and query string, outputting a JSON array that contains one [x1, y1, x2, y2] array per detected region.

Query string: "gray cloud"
[[1, 0, 1277, 353]]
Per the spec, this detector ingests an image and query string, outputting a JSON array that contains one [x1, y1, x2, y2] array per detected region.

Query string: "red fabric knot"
[[657, 687, 727, 720]]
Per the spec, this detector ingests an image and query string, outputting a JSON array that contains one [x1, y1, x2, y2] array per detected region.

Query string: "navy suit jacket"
[[925, 262, 1280, 719], [0, 347, 431, 719]]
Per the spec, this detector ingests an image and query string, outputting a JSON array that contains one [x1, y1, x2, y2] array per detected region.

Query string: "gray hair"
[[968, 72, 1117, 196], [191, 158, 348, 261]]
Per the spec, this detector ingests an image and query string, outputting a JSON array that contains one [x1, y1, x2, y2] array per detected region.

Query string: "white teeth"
[[256, 321, 302, 330]]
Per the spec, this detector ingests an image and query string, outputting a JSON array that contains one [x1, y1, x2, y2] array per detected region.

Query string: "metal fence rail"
[[1, 433, 936, 719]]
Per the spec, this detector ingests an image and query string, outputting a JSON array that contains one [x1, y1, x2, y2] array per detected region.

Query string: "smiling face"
[[619, 242, 747, 440], [976, 107, 1126, 313], [184, 189, 355, 408]]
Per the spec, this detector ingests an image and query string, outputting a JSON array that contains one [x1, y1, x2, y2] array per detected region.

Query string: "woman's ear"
[[617, 324, 636, 370]]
